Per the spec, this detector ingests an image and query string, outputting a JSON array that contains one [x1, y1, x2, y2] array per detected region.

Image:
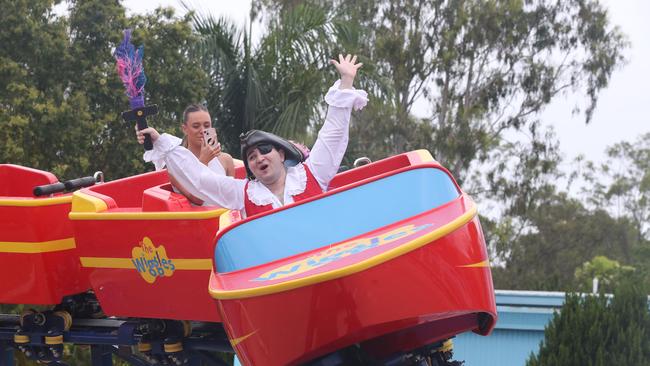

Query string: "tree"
[[252, 0, 628, 183], [576, 132, 650, 242], [489, 188, 646, 291], [480, 127, 650, 292], [98, 6, 209, 179], [0, 0, 208, 180], [187, 4, 342, 156], [574, 255, 635, 293], [527, 280, 650, 365], [587, 134, 650, 294], [0, 0, 81, 178]]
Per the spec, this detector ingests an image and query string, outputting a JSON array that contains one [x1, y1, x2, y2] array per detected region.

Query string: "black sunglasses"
[[248, 143, 275, 158]]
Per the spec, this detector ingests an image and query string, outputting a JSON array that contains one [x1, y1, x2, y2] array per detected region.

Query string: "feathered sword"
[[114, 29, 158, 151]]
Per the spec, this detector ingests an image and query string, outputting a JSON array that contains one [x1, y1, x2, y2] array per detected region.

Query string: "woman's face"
[[181, 111, 212, 148]]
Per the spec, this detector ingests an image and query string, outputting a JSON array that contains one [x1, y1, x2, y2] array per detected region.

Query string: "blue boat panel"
[[215, 168, 460, 272]]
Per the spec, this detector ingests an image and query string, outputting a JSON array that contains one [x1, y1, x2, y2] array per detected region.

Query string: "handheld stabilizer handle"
[[33, 182, 66, 197], [122, 105, 159, 151]]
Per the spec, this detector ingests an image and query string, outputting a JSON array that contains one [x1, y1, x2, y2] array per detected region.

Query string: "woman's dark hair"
[[182, 103, 209, 124]]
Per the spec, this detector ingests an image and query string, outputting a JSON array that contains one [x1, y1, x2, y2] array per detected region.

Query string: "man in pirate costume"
[[137, 54, 367, 217]]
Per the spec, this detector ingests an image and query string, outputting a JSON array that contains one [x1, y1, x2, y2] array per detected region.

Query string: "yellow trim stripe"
[[80, 257, 133, 269], [210, 204, 478, 300], [458, 260, 490, 268], [230, 330, 257, 347], [0, 238, 76, 253], [219, 210, 233, 229], [71, 191, 107, 213], [174, 259, 213, 270], [69, 208, 228, 221], [80, 257, 213, 270], [0, 196, 72, 207], [69, 191, 228, 220]]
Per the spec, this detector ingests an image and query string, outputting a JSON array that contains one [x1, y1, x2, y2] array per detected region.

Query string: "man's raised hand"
[[330, 54, 363, 89]]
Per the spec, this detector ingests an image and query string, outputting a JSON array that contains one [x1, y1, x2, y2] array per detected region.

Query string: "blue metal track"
[[0, 314, 232, 366]]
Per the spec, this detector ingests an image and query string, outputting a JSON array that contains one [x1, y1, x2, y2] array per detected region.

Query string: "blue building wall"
[[454, 290, 566, 366]]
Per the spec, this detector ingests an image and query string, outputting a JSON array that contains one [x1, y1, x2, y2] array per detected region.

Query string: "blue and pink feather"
[[114, 29, 147, 109]]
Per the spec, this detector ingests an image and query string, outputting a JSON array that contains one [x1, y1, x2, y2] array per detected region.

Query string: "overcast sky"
[[122, 0, 649, 165]]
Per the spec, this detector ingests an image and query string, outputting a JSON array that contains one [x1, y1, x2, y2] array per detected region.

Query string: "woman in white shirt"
[[166, 104, 236, 205], [180, 104, 235, 177]]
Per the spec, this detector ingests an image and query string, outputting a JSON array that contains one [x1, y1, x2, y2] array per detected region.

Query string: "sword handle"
[[123, 105, 158, 151], [136, 118, 153, 151]]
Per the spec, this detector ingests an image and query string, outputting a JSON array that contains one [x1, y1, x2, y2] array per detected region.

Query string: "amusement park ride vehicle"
[[0, 150, 497, 366]]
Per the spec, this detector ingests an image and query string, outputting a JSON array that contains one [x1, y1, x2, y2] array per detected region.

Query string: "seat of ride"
[[137, 150, 434, 214], [73, 162, 249, 214], [328, 150, 434, 190], [0, 164, 90, 305], [0, 164, 60, 198], [141, 183, 195, 212], [73, 150, 432, 215], [67, 162, 246, 322]]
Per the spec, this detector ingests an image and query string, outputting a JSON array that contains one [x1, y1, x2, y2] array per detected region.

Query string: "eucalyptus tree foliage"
[[252, 0, 627, 182], [488, 191, 646, 291], [187, 4, 341, 156], [481, 129, 650, 290], [575, 132, 650, 241], [566, 132, 650, 291]]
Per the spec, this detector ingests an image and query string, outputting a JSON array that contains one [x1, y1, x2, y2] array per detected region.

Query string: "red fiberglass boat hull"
[[0, 164, 90, 305], [70, 170, 227, 322], [210, 194, 496, 366]]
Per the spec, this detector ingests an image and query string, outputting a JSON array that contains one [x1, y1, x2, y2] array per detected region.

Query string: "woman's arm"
[[218, 152, 236, 177], [138, 128, 246, 210], [169, 173, 204, 206]]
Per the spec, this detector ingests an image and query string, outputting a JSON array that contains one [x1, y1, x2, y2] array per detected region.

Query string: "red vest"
[[244, 165, 323, 217]]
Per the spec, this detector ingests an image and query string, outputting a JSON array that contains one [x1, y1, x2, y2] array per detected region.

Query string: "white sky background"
[[123, 0, 252, 27], [122, 0, 649, 166]]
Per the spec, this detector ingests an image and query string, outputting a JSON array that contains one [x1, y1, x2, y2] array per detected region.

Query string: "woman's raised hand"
[[330, 54, 363, 89], [135, 126, 161, 145], [199, 141, 221, 165]]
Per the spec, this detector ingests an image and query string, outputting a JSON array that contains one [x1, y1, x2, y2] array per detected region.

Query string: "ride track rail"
[[0, 313, 233, 366]]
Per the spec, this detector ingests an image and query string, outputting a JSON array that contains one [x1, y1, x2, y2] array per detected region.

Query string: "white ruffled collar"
[[246, 163, 307, 206]]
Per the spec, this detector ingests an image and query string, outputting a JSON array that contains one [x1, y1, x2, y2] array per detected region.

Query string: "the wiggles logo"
[[252, 223, 432, 282], [131, 237, 176, 284]]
